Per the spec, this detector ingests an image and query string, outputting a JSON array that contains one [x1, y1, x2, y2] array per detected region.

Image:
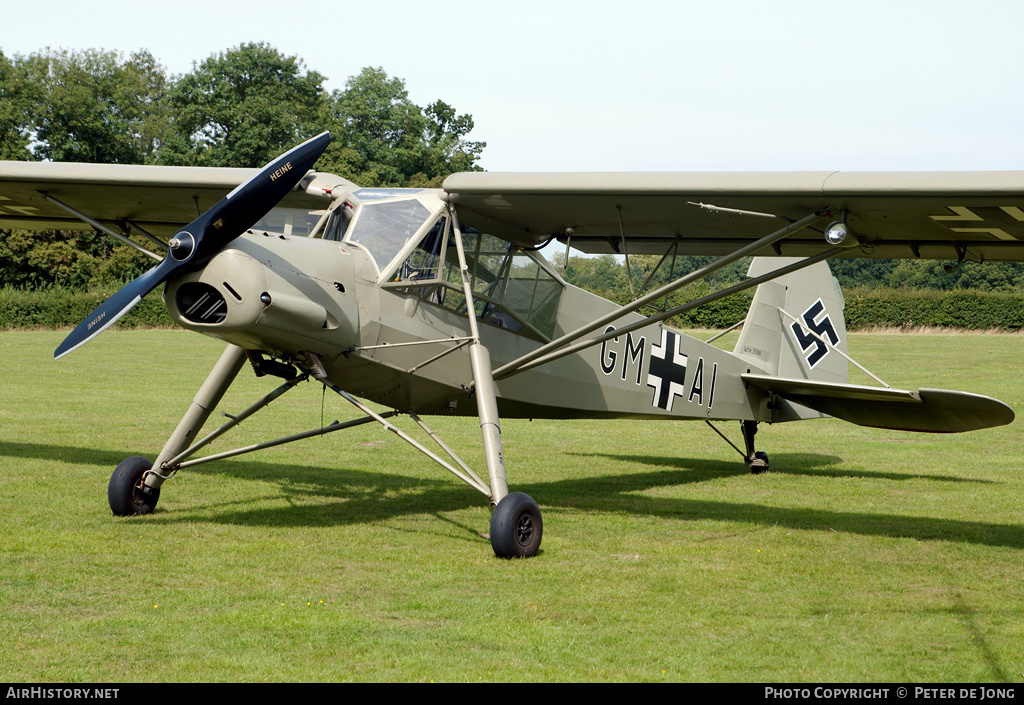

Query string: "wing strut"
[[499, 247, 844, 378], [122, 220, 168, 249], [490, 210, 832, 380], [637, 238, 680, 303], [617, 206, 637, 301], [40, 192, 163, 261]]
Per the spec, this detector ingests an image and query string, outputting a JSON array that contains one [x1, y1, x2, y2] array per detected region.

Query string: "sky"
[[5, 0, 1024, 173]]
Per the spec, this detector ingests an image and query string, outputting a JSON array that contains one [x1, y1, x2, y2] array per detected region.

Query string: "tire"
[[108, 456, 160, 516], [750, 450, 770, 475], [490, 492, 542, 558]]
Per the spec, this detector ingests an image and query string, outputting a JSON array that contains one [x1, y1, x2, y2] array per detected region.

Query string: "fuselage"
[[163, 187, 772, 422]]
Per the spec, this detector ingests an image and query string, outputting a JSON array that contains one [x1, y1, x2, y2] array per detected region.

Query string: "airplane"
[[0, 131, 1017, 557]]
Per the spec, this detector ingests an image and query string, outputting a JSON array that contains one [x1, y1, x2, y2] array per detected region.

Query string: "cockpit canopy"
[[290, 188, 566, 340]]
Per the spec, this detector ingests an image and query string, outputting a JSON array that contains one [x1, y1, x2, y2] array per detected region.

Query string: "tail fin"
[[732, 258, 1015, 432], [733, 257, 848, 384]]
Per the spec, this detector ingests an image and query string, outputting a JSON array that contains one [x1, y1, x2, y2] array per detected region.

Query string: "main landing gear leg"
[[470, 342, 543, 559], [108, 344, 247, 516], [742, 420, 771, 474], [449, 207, 541, 558]]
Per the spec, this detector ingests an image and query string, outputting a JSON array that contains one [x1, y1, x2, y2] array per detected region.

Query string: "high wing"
[[442, 171, 1024, 262], [0, 161, 347, 237]]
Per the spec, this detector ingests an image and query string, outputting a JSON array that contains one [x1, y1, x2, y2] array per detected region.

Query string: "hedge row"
[[2, 286, 1024, 331], [661, 288, 1024, 331], [0, 287, 173, 330], [842, 288, 1024, 330], [668, 292, 754, 329]]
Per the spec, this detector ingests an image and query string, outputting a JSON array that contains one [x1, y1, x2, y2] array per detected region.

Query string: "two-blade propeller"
[[54, 132, 332, 359]]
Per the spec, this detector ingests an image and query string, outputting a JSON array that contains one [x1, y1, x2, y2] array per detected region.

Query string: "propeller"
[[54, 131, 332, 359]]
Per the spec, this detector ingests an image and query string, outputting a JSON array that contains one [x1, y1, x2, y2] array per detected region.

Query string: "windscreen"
[[347, 199, 432, 271]]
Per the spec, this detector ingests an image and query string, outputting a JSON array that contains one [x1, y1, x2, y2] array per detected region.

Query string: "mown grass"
[[0, 329, 1022, 682]]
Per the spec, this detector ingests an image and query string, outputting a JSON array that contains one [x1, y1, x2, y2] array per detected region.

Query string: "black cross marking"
[[647, 329, 688, 411]]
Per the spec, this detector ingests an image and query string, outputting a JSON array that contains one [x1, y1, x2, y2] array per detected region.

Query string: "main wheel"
[[108, 456, 160, 516], [490, 492, 542, 558]]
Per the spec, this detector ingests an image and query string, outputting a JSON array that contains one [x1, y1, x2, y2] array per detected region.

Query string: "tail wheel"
[[749, 450, 771, 475], [108, 456, 160, 516], [490, 492, 543, 558]]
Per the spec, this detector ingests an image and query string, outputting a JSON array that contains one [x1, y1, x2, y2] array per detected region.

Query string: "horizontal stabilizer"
[[742, 374, 1014, 433]]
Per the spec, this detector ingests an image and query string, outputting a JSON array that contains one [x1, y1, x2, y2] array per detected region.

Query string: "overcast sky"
[[5, 0, 1024, 173]]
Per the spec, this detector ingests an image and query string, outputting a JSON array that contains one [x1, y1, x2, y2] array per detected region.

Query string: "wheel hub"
[[131, 479, 148, 507], [515, 514, 534, 547]]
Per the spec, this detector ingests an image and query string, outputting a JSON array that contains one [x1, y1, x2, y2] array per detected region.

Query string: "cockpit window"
[[501, 253, 562, 336], [252, 207, 327, 237], [438, 231, 563, 339], [347, 199, 431, 270], [376, 210, 565, 340], [395, 217, 446, 282], [322, 205, 352, 241]]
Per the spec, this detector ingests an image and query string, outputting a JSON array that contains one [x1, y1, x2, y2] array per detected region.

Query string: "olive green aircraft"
[[0, 132, 1017, 557]]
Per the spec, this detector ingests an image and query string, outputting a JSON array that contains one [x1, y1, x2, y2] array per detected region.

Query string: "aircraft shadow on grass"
[[575, 451, 995, 484], [3, 440, 1021, 550]]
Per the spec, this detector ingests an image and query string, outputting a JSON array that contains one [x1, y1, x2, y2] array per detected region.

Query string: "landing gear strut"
[[449, 208, 542, 558], [742, 420, 771, 474], [706, 419, 772, 473]]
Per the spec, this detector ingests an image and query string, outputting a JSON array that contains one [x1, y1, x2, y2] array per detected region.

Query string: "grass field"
[[0, 329, 1022, 682]]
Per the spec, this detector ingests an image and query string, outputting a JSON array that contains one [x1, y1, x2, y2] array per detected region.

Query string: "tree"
[[0, 50, 31, 160], [417, 100, 485, 183], [319, 67, 485, 187], [18, 48, 170, 164], [159, 43, 327, 168], [1, 49, 164, 289], [0, 227, 152, 289], [4, 46, 491, 293], [829, 259, 898, 289], [321, 67, 428, 185]]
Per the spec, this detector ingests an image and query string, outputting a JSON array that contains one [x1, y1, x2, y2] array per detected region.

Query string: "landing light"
[[824, 211, 857, 248], [825, 221, 849, 245]]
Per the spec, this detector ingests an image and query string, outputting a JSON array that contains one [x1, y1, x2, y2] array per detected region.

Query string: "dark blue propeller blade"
[[54, 132, 331, 360]]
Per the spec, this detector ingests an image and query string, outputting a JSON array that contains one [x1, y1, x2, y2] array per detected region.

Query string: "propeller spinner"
[[54, 132, 332, 359]]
